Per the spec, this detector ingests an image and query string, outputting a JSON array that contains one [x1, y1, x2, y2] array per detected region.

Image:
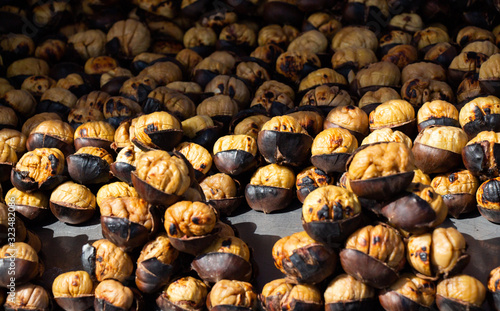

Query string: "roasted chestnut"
[[462, 131, 500, 178], [340, 223, 405, 289], [232, 114, 271, 139], [103, 96, 142, 128], [286, 110, 324, 138], [196, 95, 239, 125], [6, 57, 49, 88], [53, 270, 94, 311], [21, 75, 56, 99], [459, 95, 500, 138], [401, 62, 446, 85], [200, 173, 242, 216], [0, 242, 39, 288], [488, 266, 500, 311], [26, 119, 75, 156], [250, 80, 295, 116], [369, 99, 416, 139], [175, 142, 212, 181], [73, 121, 114, 152], [85, 56, 118, 77], [112, 119, 134, 151], [298, 68, 347, 95], [417, 100, 460, 132], [182, 115, 223, 150], [4, 283, 51, 311], [448, 52, 488, 87], [0, 106, 18, 129], [331, 26, 378, 52], [361, 128, 412, 149], [106, 18, 151, 60], [412, 27, 449, 53], [156, 276, 208, 311], [192, 51, 235, 87], [401, 78, 454, 109], [324, 105, 369, 143], [424, 42, 457, 68], [11, 148, 66, 193], [245, 163, 295, 213], [331, 47, 377, 80], [94, 279, 141, 311], [310, 128, 357, 174], [347, 142, 415, 200], [300, 85, 353, 115], [358, 88, 401, 115], [192, 235, 252, 283], [132, 150, 192, 207], [477, 177, 500, 223], [217, 23, 257, 54], [436, 274, 486, 311], [479, 53, 500, 96], [100, 196, 157, 251], [206, 279, 258, 311], [0, 89, 37, 117], [275, 50, 320, 84], [213, 134, 258, 176], [135, 233, 179, 294], [131, 111, 183, 151], [382, 45, 418, 70], [81, 239, 134, 283], [142, 87, 195, 120], [205, 75, 250, 109], [355, 61, 401, 96], [324, 273, 376, 311], [110, 144, 139, 184], [67, 146, 113, 184], [295, 166, 332, 203], [431, 170, 479, 218], [138, 62, 182, 87], [5, 187, 49, 222], [0, 139, 16, 182], [379, 273, 436, 311], [49, 181, 96, 225], [96, 181, 138, 208], [260, 279, 322, 311]]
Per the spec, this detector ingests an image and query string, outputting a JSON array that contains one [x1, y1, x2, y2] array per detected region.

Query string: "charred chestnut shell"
[[49, 181, 96, 225], [477, 177, 500, 223], [213, 135, 259, 176], [5, 188, 49, 223], [459, 95, 500, 138], [295, 166, 332, 203], [0, 242, 39, 288], [67, 147, 113, 184], [26, 120, 75, 157], [462, 131, 500, 178], [245, 184, 294, 214], [378, 274, 435, 311], [192, 251, 253, 284]]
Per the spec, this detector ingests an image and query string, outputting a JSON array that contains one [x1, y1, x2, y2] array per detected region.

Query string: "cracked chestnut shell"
[[358, 87, 401, 116], [477, 177, 500, 223], [74, 121, 115, 153], [245, 164, 295, 213], [272, 231, 336, 284], [417, 100, 460, 132], [488, 266, 500, 311], [217, 23, 257, 55], [479, 54, 500, 97], [26, 118, 75, 156], [67, 146, 113, 184], [182, 115, 223, 151], [463, 131, 500, 178], [275, 50, 320, 85], [436, 275, 486, 311], [192, 235, 252, 283], [379, 273, 436, 311], [213, 134, 258, 176], [135, 233, 179, 294], [431, 170, 479, 218], [324, 273, 376, 311], [300, 85, 353, 115], [201, 173, 243, 216], [449, 52, 488, 87], [5, 187, 49, 222], [250, 80, 295, 116], [0, 139, 16, 182], [11, 148, 66, 193], [103, 96, 142, 128], [407, 227, 469, 280], [302, 185, 362, 248], [347, 142, 415, 201], [81, 239, 133, 283], [355, 61, 401, 96], [53, 270, 94, 311], [296, 166, 332, 203], [176, 142, 212, 181], [100, 196, 158, 251], [381, 183, 447, 234], [4, 283, 51, 311], [164, 200, 219, 256], [369, 99, 416, 139], [94, 279, 142, 311], [459, 95, 500, 138], [401, 78, 454, 110], [206, 279, 258, 311], [106, 19, 151, 60], [197, 95, 239, 127], [413, 126, 468, 174], [260, 279, 322, 311], [131, 111, 183, 151], [142, 87, 195, 121], [361, 128, 412, 149], [286, 109, 324, 138], [50, 181, 96, 225], [110, 145, 141, 185], [310, 128, 358, 174], [340, 223, 406, 289], [0, 242, 39, 287], [258, 115, 312, 166], [156, 276, 208, 311]]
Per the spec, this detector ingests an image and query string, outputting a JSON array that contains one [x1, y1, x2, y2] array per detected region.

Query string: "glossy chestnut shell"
[[67, 153, 111, 185], [302, 213, 363, 249], [257, 130, 313, 166], [213, 150, 258, 176], [348, 171, 414, 201], [191, 252, 253, 283], [245, 184, 294, 214]]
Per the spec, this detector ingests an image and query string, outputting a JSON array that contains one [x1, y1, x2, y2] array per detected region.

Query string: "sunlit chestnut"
[[206, 279, 258, 311], [401, 62, 446, 85], [431, 170, 479, 218], [324, 105, 369, 143], [477, 177, 500, 223], [295, 166, 332, 203], [324, 273, 375, 311], [26, 119, 74, 156], [0, 140, 16, 182], [369, 99, 416, 138], [401, 78, 454, 109], [340, 223, 405, 289], [213, 134, 258, 176], [5, 187, 49, 222], [131, 111, 183, 151], [412, 26, 450, 53], [311, 128, 357, 174], [205, 75, 250, 109], [74, 121, 115, 152], [379, 273, 436, 311], [272, 231, 336, 284], [479, 53, 500, 96], [424, 42, 457, 68], [355, 61, 401, 96], [197, 95, 239, 126], [156, 276, 208, 311], [67, 146, 113, 184], [175, 142, 211, 181], [417, 100, 459, 132], [462, 131, 500, 178], [53, 270, 94, 311], [436, 275, 486, 311], [260, 279, 322, 311], [50, 181, 96, 225], [358, 87, 401, 115], [181, 115, 223, 150], [81, 239, 133, 283], [250, 80, 295, 116], [103, 96, 142, 128], [231, 113, 271, 140], [459, 95, 500, 138], [488, 266, 500, 311], [0, 242, 39, 287], [361, 128, 413, 149], [330, 47, 377, 80], [96, 182, 138, 210], [300, 85, 353, 115], [5, 283, 50, 311], [94, 279, 142, 311], [448, 52, 488, 87], [106, 19, 150, 60], [200, 173, 243, 216]]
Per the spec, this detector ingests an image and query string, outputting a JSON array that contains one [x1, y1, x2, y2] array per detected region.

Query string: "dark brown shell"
[[412, 142, 462, 174], [26, 133, 74, 157], [478, 206, 500, 224], [67, 153, 111, 185], [131, 171, 181, 208], [74, 138, 114, 154], [11, 168, 66, 193], [324, 299, 378, 311], [55, 296, 95, 311], [135, 257, 175, 294], [168, 225, 221, 256], [348, 172, 414, 201], [302, 213, 364, 249], [462, 141, 500, 178], [257, 130, 313, 166], [110, 162, 135, 185], [310, 153, 351, 174], [213, 150, 258, 176], [132, 129, 184, 152], [101, 216, 156, 252], [49, 201, 95, 225], [263, 295, 323, 311], [436, 295, 483, 311], [379, 289, 430, 311], [191, 252, 252, 283], [417, 118, 460, 132], [280, 244, 337, 284], [245, 184, 293, 214], [0, 258, 38, 287], [443, 193, 477, 218]]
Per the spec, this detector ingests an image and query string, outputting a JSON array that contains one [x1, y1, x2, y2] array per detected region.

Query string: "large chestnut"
[[369, 99, 416, 139], [407, 227, 469, 280], [4, 283, 51, 311], [476, 177, 500, 223], [52, 270, 94, 311], [131, 111, 183, 151], [245, 164, 295, 213], [295, 166, 332, 203], [324, 105, 369, 143], [324, 274, 376, 311], [0, 242, 39, 287], [250, 80, 295, 116], [94, 279, 142, 311], [67, 146, 113, 184], [26, 119, 75, 156], [111, 145, 141, 185], [436, 275, 486, 311], [417, 100, 460, 132], [310, 128, 358, 174], [36, 87, 77, 118], [459, 95, 500, 138], [5, 187, 49, 222], [156, 276, 208, 311], [340, 223, 405, 289], [0, 140, 16, 182], [272, 231, 336, 284], [96, 181, 139, 209], [213, 134, 259, 176], [463, 131, 500, 178], [181, 115, 223, 150], [50, 181, 96, 225], [260, 279, 322, 311], [206, 279, 258, 311], [74, 121, 115, 152], [379, 273, 436, 311], [361, 128, 412, 149], [200, 173, 243, 216], [175, 142, 212, 181]]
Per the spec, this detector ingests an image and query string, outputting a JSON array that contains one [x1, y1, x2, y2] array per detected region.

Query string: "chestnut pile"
[[2, 0, 500, 310]]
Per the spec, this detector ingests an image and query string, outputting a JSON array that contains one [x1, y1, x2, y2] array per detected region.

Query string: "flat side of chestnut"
[[310, 153, 351, 174], [110, 162, 135, 185], [135, 257, 175, 294], [0, 258, 38, 287], [49, 201, 95, 225], [55, 295, 94, 311], [302, 213, 364, 249], [257, 130, 313, 166], [213, 150, 257, 176], [67, 154, 111, 184], [325, 299, 378, 311], [101, 216, 149, 251], [281, 244, 337, 284], [348, 171, 414, 201], [191, 252, 252, 283], [436, 294, 483, 311], [379, 289, 430, 311], [339, 248, 399, 289], [131, 171, 181, 207], [413, 142, 462, 174], [245, 184, 293, 214]]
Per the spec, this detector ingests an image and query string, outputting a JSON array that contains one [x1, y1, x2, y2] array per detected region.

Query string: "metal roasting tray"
[[33, 198, 500, 310]]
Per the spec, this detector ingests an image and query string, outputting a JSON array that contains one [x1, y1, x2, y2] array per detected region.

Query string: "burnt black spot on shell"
[[481, 179, 500, 204], [332, 201, 343, 220], [169, 223, 177, 236], [48, 154, 59, 172], [192, 217, 200, 224], [419, 251, 428, 262], [317, 204, 329, 220], [221, 238, 232, 248], [448, 173, 458, 183]]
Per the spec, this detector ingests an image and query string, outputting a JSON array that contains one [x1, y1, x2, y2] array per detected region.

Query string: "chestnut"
[[235, 61, 270, 90], [0, 203, 27, 245], [303, 12, 342, 40], [324, 274, 376, 311], [213, 134, 259, 176], [340, 223, 405, 289], [192, 235, 252, 283], [164, 200, 219, 255], [205, 75, 250, 109], [74, 90, 110, 112], [347, 142, 415, 201], [0, 89, 37, 117], [250, 80, 295, 116], [382, 45, 419, 70], [110, 145, 139, 184], [401, 62, 446, 85], [0, 140, 16, 182], [0, 34, 35, 64], [11, 148, 66, 193], [298, 68, 347, 95], [53, 270, 94, 311], [183, 24, 217, 57], [142, 87, 195, 120], [50, 181, 96, 225], [300, 85, 353, 115], [459, 95, 500, 138], [103, 96, 142, 128], [131, 111, 183, 151], [231, 114, 271, 140], [355, 61, 401, 96], [379, 30, 412, 55], [331, 47, 377, 81], [401, 78, 454, 109], [245, 164, 295, 213], [324, 105, 369, 143], [196, 95, 239, 126], [381, 183, 448, 234], [21, 75, 56, 99], [67, 146, 113, 185], [94, 279, 142, 311], [412, 27, 450, 54], [81, 239, 134, 283], [26, 119, 75, 156], [417, 100, 460, 132], [5, 187, 49, 222], [462, 131, 500, 178], [0, 128, 26, 157], [286, 109, 324, 137], [275, 50, 321, 84], [106, 19, 151, 60], [361, 128, 413, 149], [74, 121, 115, 152], [295, 166, 332, 203], [175, 142, 211, 181], [436, 275, 486, 311], [192, 52, 235, 88], [217, 23, 257, 55], [379, 273, 436, 311], [431, 170, 479, 218], [101, 69, 133, 96], [112, 119, 134, 151], [273, 231, 336, 284], [138, 61, 183, 87], [424, 42, 457, 68], [479, 54, 500, 96], [0, 106, 18, 130], [200, 173, 243, 216], [258, 115, 313, 166], [358, 87, 401, 115], [250, 44, 284, 67], [100, 196, 158, 251], [311, 128, 358, 174], [260, 279, 322, 311], [302, 185, 362, 248], [369, 99, 416, 139], [0, 242, 39, 287], [182, 115, 223, 150], [201, 10, 238, 33], [448, 52, 488, 87], [331, 26, 378, 52], [4, 283, 51, 311], [407, 227, 469, 280], [6, 57, 49, 88], [135, 233, 179, 294], [206, 279, 258, 311], [156, 276, 208, 311], [413, 126, 467, 174], [476, 177, 500, 223], [488, 266, 500, 311], [132, 150, 192, 207], [96, 181, 139, 209]]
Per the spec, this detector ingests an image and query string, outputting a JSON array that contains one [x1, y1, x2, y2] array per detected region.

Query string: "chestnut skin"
[[213, 134, 259, 176], [50, 181, 96, 225], [436, 275, 486, 311], [67, 146, 113, 185], [260, 279, 322, 311], [476, 177, 500, 223]]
